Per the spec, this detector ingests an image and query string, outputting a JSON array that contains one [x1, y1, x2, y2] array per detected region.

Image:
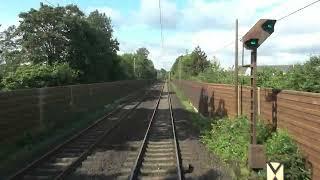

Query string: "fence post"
[[257, 87, 261, 115], [38, 88, 45, 129], [238, 84, 241, 115], [69, 86, 74, 107]]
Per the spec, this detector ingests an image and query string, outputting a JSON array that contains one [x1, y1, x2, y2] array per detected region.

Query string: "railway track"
[[128, 82, 183, 180], [7, 84, 162, 180]]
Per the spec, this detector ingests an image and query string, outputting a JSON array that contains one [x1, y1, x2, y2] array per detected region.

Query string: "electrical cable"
[[158, 0, 164, 50], [44, 0, 55, 6], [211, 40, 235, 54], [212, 0, 320, 54], [277, 0, 320, 21]]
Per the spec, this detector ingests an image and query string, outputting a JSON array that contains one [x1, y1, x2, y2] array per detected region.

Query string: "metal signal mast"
[[242, 19, 276, 169]]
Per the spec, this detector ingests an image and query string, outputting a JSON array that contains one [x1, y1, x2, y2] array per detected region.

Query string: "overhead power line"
[[277, 0, 320, 21], [213, 0, 320, 54], [212, 37, 243, 54], [212, 41, 234, 54], [44, 0, 55, 6], [158, 0, 164, 50]]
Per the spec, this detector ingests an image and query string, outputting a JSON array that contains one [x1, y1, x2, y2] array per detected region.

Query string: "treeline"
[[0, 3, 158, 90], [171, 46, 320, 93]]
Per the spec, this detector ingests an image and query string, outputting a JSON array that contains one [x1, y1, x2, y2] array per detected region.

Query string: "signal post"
[[242, 19, 276, 169]]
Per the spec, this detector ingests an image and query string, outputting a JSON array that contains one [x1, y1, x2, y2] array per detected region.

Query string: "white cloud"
[[88, 0, 320, 70], [136, 0, 179, 29]]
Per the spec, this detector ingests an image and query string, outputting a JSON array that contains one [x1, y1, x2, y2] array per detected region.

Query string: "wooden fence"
[[173, 80, 320, 179], [0, 80, 152, 144]]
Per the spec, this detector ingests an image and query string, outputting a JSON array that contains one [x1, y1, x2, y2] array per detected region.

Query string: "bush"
[[200, 116, 310, 179], [1, 63, 79, 90], [266, 130, 311, 179], [284, 56, 320, 92]]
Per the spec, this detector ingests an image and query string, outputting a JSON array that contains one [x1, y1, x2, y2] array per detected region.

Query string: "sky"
[[0, 0, 320, 70]]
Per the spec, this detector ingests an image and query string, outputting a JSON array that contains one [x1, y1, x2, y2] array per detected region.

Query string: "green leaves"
[[202, 117, 250, 163], [285, 56, 320, 92], [265, 130, 311, 179], [1, 63, 79, 90], [171, 46, 210, 79], [0, 3, 135, 89], [199, 116, 310, 179], [118, 48, 157, 80]]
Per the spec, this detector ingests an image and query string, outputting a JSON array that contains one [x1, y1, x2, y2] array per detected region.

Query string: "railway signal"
[[242, 19, 276, 50], [242, 19, 276, 169]]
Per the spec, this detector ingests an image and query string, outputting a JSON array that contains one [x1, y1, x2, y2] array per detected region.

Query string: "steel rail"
[[129, 82, 183, 180], [128, 84, 165, 180], [8, 86, 154, 180], [167, 83, 184, 180]]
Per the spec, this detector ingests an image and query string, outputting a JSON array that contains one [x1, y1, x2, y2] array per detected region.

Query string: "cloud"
[[87, 0, 320, 70], [136, 0, 179, 29]]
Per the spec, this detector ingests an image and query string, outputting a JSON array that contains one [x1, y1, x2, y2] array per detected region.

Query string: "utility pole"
[[235, 19, 239, 117], [179, 58, 182, 84], [133, 57, 136, 77]]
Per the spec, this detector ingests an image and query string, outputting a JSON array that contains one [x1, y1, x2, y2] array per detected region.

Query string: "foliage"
[[135, 48, 157, 79], [197, 115, 310, 179], [257, 67, 286, 89], [265, 130, 311, 179], [190, 46, 210, 76], [196, 58, 234, 84], [118, 48, 157, 80], [171, 46, 210, 79], [1, 63, 79, 90], [0, 3, 158, 90], [157, 68, 167, 80], [202, 117, 249, 163], [118, 53, 136, 79], [171, 47, 320, 93], [284, 56, 320, 92], [66, 10, 120, 82], [17, 4, 82, 64]]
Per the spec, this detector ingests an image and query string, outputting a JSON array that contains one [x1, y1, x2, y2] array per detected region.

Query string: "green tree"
[[118, 53, 135, 79], [0, 3, 158, 90], [190, 46, 210, 76], [157, 68, 167, 80], [257, 67, 285, 89], [0, 25, 26, 73], [17, 4, 84, 64], [170, 46, 210, 79], [67, 10, 119, 82], [285, 56, 320, 92], [135, 47, 157, 79]]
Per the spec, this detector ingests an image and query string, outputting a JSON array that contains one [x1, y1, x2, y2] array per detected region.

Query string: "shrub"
[[1, 63, 79, 90], [200, 116, 310, 179], [265, 130, 311, 179]]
